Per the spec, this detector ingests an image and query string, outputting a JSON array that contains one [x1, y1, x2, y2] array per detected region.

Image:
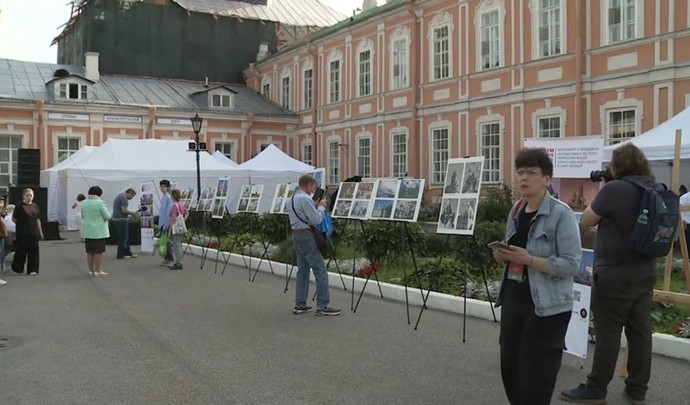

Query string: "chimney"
[[204, 75, 209, 87], [363, 0, 377, 11], [84, 52, 99, 82], [257, 42, 270, 61]]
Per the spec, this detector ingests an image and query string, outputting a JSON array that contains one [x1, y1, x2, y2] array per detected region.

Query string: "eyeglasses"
[[515, 169, 542, 177]]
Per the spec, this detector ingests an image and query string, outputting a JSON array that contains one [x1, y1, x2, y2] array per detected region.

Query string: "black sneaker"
[[293, 305, 313, 314], [560, 384, 606, 404], [623, 387, 645, 404], [315, 307, 341, 316]]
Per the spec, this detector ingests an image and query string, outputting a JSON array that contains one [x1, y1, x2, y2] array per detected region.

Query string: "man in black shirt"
[[11, 188, 43, 275]]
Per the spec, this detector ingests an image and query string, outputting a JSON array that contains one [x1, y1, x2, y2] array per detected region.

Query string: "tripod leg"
[[462, 276, 467, 343], [353, 273, 372, 313], [284, 264, 295, 293], [480, 265, 498, 322]]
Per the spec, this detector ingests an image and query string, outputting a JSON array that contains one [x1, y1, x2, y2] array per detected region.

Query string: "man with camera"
[[286, 174, 340, 316], [112, 188, 139, 260], [561, 144, 659, 404]]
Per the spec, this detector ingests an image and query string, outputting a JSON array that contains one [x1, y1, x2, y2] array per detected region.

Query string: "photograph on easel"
[[306, 168, 326, 189], [367, 178, 425, 223], [197, 187, 216, 212], [211, 198, 226, 219], [216, 177, 230, 197], [269, 183, 295, 214], [437, 156, 484, 235], [332, 181, 376, 219]]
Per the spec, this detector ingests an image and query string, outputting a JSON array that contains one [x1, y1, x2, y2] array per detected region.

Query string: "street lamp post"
[[189, 113, 205, 203]]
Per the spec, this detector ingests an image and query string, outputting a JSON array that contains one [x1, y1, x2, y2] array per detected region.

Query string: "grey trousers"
[[171, 233, 184, 265]]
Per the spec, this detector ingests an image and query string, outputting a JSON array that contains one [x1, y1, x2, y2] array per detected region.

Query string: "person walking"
[[81, 186, 111, 276], [561, 144, 659, 405], [112, 188, 139, 259], [11, 188, 43, 275], [157, 180, 174, 266], [286, 174, 340, 316], [168, 189, 188, 270], [493, 148, 581, 405]]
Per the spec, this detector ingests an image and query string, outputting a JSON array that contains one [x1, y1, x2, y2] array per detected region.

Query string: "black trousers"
[[12, 235, 40, 274], [500, 298, 571, 405], [586, 274, 656, 398]]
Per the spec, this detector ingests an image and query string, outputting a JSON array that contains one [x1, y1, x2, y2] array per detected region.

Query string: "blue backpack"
[[622, 177, 680, 258]]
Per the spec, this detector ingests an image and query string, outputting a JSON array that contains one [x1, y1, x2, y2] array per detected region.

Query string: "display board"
[[269, 183, 297, 214], [211, 177, 230, 219], [437, 157, 484, 235], [331, 178, 424, 222], [139, 182, 154, 252], [523, 136, 604, 179], [197, 187, 216, 212], [237, 184, 264, 213], [181, 188, 195, 209], [332, 181, 376, 219], [565, 249, 593, 359]]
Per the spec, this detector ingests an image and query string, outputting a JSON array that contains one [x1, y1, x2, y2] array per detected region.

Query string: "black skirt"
[[84, 238, 107, 253]]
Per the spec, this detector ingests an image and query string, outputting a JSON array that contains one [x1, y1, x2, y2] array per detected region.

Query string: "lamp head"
[[190, 113, 203, 134]]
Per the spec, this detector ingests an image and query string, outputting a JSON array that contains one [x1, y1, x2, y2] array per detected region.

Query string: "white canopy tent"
[[40, 145, 98, 222], [602, 106, 690, 187], [56, 139, 237, 229], [227, 144, 315, 213], [212, 150, 239, 167]]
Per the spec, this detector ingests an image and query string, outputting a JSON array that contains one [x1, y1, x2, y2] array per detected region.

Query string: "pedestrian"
[[11, 188, 43, 275], [561, 144, 658, 404], [286, 174, 340, 316], [157, 180, 174, 266], [71, 193, 86, 237], [167, 188, 188, 270], [81, 186, 111, 276], [493, 148, 581, 405], [112, 188, 139, 259]]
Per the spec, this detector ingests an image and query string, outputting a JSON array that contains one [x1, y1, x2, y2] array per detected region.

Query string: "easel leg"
[[414, 235, 451, 330]]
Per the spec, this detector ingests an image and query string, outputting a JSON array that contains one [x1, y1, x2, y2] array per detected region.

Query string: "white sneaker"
[[0, 278, 6, 286]]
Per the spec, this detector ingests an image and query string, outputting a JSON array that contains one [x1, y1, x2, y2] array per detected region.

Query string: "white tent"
[[602, 107, 690, 187], [227, 144, 315, 213], [56, 139, 237, 229], [40, 145, 98, 222], [212, 150, 239, 167]]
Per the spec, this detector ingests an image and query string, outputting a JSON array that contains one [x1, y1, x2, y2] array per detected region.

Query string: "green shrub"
[[260, 213, 291, 244], [476, 185, 513, 223], [274, 238, 297, 265], [406, 258, 475, 296], [356, 221, 425, 262]]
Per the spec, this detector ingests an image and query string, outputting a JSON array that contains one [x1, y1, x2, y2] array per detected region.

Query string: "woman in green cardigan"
[[81, 186, 111, 276]]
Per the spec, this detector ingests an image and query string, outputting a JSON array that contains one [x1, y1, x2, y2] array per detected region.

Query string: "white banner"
[[523, 136, 604, 178], [140, 228, 154, 253], [564, 249, 594, 358]]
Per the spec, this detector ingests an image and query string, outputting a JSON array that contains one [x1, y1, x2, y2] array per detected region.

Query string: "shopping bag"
[[156, 233, 169, 257], [317, 212, 334, 239]]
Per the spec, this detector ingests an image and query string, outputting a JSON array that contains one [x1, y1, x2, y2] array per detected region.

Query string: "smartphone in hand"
[[488, 241, 510, 250]]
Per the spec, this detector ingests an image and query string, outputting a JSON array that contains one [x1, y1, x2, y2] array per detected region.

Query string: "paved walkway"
[[0, 233, 688, 404]]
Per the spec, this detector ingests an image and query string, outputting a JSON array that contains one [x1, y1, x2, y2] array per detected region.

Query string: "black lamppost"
[[189, 113, 205, 203]]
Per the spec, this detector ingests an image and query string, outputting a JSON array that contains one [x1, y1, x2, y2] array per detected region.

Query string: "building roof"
[[0, 58, 295, 117], [171, 0, 345, 27]]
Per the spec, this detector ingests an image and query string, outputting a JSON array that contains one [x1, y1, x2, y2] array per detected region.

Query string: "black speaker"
[[42, 221, 61, 241], [8, 187, 47, 224], [17, 148, 40, 187]]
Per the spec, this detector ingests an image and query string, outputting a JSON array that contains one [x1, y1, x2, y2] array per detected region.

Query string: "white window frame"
[[531, 106, 566, 138], [214, 141, 237, 162], [603, 0, 641, 45], [599, 98, 642, 146], [476, 114, 504, 185], [281, 68, 291, 110], [536, 116, 562, 138], [327, 140, 340, 185], [261, 76, 271, 99], [390, 129, 408, 178], [56, 81, 89, 100], [475, 1, 505, 71], [327, 50, 343, 104], [428, 12, 453, 82], [530, 0, 566, 59], [55, 136, 82, 163], [302, 61, 313, 110], [356, 134, 372, 178], [302, 142, 313, 166], [390, 26, 410, 90], [357, 39, 374, 97], [210, 92, 233, 109], [429, 122, 451, 186], [0, 133, 24, 192]]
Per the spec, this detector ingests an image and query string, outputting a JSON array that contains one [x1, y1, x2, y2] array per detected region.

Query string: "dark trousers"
[[160, 226, 173, 261], [586, 274, 656, 398], [500, 299, 571, 405], [12, 235, 39, 274], [113, 220, 132, 259]]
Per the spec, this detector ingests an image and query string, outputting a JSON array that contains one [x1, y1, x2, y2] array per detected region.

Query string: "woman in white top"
[[72, 193, 86, 236]]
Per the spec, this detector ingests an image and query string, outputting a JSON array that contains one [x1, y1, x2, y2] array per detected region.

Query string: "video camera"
[[590, 166, 613, 183]]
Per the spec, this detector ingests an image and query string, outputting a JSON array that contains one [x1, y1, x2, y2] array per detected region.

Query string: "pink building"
[[245, 0, 690, 204]]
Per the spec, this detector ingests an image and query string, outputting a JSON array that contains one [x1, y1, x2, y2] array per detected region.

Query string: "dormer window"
[[212, 94, 232, 108], [57, 82, 89, 100]]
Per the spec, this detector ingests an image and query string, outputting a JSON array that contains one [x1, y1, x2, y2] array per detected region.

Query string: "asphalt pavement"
[[0, 233, 688, 404]]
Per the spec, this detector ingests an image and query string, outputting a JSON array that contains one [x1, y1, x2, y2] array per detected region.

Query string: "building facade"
[[245, 0, 690, 203]]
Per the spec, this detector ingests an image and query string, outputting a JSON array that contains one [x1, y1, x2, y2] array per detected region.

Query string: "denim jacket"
[[495, 194, 581, 317]]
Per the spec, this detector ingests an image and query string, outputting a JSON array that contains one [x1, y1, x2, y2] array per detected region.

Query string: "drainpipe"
[[247, 112, 255, 160], [148, 106, 156, 139], [406, 0, 420, 178], [307, 39, 319, 167], [574, 0, 584, 137]]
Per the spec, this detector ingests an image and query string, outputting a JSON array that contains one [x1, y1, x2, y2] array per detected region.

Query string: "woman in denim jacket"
[[493, 148, 581, 405]]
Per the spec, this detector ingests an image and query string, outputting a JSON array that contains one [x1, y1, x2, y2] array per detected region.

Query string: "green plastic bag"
[[157, 233, 169, 257]]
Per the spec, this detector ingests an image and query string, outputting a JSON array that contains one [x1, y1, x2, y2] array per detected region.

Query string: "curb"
[[182, 243, 690, 362]]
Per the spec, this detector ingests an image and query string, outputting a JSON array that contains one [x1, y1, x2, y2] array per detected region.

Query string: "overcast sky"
[[0, 0, 382, 64]]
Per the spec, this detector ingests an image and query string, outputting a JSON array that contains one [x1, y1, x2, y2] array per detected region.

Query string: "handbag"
[[171, 202, 187, 235], [290, 196, 329, 257]]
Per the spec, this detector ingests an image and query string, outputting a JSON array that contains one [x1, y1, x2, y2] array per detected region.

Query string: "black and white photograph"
[[333, 200, 352, 218], [200, 187, 214, 200], [461, 162, 482, 194], [397, 179, 423, 199], [350, 200, 370, 219], [339, 182, 357, 199], [212, 198, 226, 219], [455, 198, 477, 231], [375, 180, 398, 198], [241, 185, 251, 198], [437, 198, 459, 230], [371, 199, 394, 219], [250, 185, 263, 199], [237, 198, 249, 212], [393, 200, 418, 221], [354, 182, 374, 199], [444, 163, 464, 194]]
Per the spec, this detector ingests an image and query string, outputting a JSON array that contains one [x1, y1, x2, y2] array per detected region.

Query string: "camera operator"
[[561, 144, 656, 404]]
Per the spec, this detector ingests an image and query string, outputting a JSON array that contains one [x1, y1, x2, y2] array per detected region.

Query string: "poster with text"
[[565, 249, 593, 359], [332, 181, 376, 219], [139, 182, 154, 252], [437, 157, 484, 235], [523, 136, 604, 179]]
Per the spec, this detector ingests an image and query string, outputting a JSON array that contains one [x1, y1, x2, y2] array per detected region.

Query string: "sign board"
[[565, 249, 594, 359], [437, 156, 484, 235], [523, 136, 604, 178]]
